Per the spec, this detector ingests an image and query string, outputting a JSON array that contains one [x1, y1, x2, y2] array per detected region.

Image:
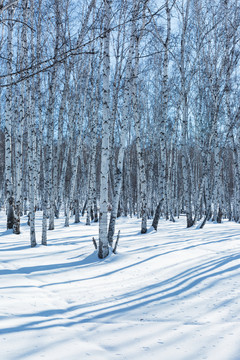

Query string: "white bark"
[[35, 0, 43, 211], [108, 2, 136, 245], [132, 37, 148, 234], [48, 0, 61, 231], [64, 57, 91, 227], [152, 1, 171, 229], [5, 7, 14, 230], [98, 0, 111, 259], [42, 70, 57, 240], [13, 0, 28, 235], [180, 0, 194, 228], [53, 63, 71, 219], [28, 0, 37, 246], [56, 90, 76, 217]]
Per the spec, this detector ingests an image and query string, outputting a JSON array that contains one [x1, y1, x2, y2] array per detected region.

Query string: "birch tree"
[[4, 6, 14, 230], [98, 0, 111, 259], [131, 1, 149, 234], [108, 0, 136, 245], [151, 0, 172, 230]]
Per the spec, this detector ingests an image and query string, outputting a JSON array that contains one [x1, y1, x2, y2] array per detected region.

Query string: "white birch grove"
[[0, 0, 239, 254]]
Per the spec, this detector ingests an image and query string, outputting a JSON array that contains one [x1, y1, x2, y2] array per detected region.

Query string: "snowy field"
[[0, 212, 240, 360]]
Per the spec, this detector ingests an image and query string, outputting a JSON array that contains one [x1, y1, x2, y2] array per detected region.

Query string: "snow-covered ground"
[[1, 212, 240, 360]]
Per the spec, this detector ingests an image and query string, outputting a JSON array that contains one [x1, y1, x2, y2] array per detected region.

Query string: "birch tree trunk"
[[34, 0, 43, 212], [53, 62, 71, 219], [86, 7, 100, 226], [98, 0, 111, 259], [48, 0, 61, 231], [108, 1, 136, 245], [152, 1, 171, 230], [132, 36, 148, 234], [62, 1, 97, 226], [56, 89, 76, 218], [180, 0, 194, 228], [42, 1, 60, 244], [13, 0, 28, 235], [28, 0, 37, 247], [64, 58, 90, 227], [5, 7, 14, 230]]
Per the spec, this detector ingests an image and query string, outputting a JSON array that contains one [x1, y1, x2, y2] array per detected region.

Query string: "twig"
[[113, 230, 120, 254], [92, 237, 97, 249]]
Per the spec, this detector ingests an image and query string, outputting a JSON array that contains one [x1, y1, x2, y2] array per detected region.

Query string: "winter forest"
[[0, 0, 239, 255], [1, 0, 240, 358]]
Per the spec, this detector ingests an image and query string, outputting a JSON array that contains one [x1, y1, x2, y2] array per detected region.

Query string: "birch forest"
[[0, 0, 239, 258]]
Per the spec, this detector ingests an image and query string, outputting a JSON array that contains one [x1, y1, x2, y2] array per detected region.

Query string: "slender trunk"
[[151, 2, 171, 230], [28, 0, 37, 247], [98, 0, 111, 259], [47, 0, 61, 231], [74, 198, 80, 223], [108, 4, 136, 245], [132, 36, 148, 234], [5, 7, 14, 230]]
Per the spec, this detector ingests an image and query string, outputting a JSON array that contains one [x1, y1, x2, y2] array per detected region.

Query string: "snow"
[[1, 212, 240, 360]]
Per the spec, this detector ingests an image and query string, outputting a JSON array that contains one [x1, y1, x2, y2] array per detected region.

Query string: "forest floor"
[[0, 212, 240, 360]]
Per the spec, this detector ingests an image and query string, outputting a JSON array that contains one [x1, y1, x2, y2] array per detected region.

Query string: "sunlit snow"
[[1, 213, 240, 360]]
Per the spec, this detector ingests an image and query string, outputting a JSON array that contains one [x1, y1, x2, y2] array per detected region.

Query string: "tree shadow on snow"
[[1, 251, 240, 336]]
